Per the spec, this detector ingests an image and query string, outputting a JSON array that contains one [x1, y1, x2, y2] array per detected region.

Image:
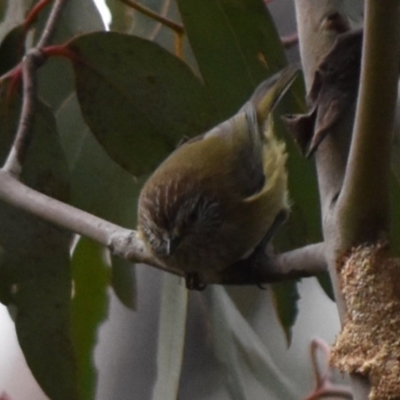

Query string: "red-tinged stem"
[[42, 44, 80, 62], [23, 0, 53, 33]]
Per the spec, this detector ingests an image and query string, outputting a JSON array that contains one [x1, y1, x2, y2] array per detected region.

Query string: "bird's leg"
[[184, 271, 207, 291], [249, 209, 289, 288]]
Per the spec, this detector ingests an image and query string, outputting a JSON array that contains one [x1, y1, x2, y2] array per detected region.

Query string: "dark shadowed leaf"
[[0, 79, 78, 399], [71, 237, 109, 400], [106, 0, 132, 32], [111, 255, 136, 310], [271, 281, 300, 345], [0, 0, 34, 44], [0, 24, 25, 75], [177, 0, 287, 118], [67, 31, 220, 176], [316, 272, 335, 301]]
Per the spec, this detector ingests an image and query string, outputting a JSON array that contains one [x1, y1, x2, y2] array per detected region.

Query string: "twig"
[[2, 50, 43, 176], [36, 0, 68, 48], [119, 0, 184, 34], [23, 0, 53, 32], [302, 338, 353, 400], [216, 242, 327, 285], [149, 0, 171, 40], [3, 0, 69, 177], [0, 169, 179, 275]]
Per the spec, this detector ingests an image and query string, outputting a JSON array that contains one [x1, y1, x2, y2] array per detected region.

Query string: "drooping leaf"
[[67, 31, 220, 176], [0, 79, 78, 399], [0, 24, 25, 75], [71, 237, 109, 400], [177, 0, 287, 118], [271, 281, 300, 345], [106, 0, 132, 32], [205, 286, 297, 400], [152, 273, 188, 400], [111, 255, 136, 310], [316, 272, 335, 301], [0, 0, 34, 44]]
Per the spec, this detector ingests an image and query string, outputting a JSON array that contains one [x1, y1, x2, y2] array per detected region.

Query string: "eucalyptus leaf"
[[0, 79, 78, 399], [0, 24, 25, 75], [0, 0, 34, 44], [271, 282, 300, 345], [71, 237, 109, 400], [177, 0, 287, 118], [68, 31, 220, 176], [106, 0, 132, 32], [111, 255, 136, 310]]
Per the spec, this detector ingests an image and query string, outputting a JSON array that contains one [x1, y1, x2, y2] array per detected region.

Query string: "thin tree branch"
[[149, 0, 171, 40], [0, 169, 325, 285], [3, 0, 69, 177], [216, 242, 327, 285], [270, 243, 326, 275], [337, 0, 400, 248], [119, 0, 184, 34], [2, 50, 43, 177], [0, 169, 180, 275], [36, 0, 68, 48]]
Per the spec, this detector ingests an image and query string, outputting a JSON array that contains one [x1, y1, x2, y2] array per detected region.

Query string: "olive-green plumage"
[[138, 66, 298, 283]]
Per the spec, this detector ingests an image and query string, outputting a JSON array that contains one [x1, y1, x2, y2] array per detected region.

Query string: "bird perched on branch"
[[138, 66, 298, 289]]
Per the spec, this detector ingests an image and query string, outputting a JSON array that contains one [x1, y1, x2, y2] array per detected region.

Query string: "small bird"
[[137, 66, 298, 288]]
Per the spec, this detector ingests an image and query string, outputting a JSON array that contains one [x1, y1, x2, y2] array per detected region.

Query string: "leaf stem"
[[2, 50, 42, 176]]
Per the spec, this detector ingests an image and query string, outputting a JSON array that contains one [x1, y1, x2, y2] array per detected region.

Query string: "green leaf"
[[71, 237, 109, 400], [68, 31, 220, 176], [152, 273, 188, 400], [0, 80, 78, 399], [316, 272, 335, 301], [111, 255, 136, 310], [205, 287, 297, 400], [0, 0, 34, 44], [177, 0, 287, 118], [106, 0, 132, 32], [271, 281, 300, 345], [0, 24, 25, 75]]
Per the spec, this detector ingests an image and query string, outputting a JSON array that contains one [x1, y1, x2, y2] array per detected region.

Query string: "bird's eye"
[[187, 209, 198, 223]]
